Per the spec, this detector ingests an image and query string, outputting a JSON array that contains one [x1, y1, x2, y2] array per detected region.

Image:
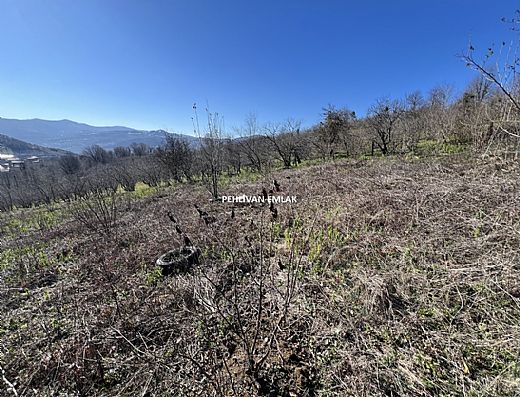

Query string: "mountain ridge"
[[0, 117, 197, 153]]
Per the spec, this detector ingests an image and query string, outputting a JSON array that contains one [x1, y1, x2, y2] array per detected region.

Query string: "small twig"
[[0, 365, 18, 397]]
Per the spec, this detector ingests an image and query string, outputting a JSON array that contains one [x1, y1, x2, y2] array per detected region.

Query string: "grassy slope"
[[0, 155, 519, 396]]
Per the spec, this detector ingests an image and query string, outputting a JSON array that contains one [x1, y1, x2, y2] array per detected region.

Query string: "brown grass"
[[1, 154, 519, 396]]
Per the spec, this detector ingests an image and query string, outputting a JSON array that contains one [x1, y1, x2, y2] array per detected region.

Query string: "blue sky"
[[0, 0, 517, 135]]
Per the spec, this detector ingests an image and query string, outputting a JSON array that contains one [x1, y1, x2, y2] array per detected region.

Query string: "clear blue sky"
[[0, 0, 517, 135]]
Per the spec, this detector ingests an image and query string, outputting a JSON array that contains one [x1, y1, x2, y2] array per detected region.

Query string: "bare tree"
[[130, 143, 150, 156], [465, 75, 494, 104], [136, 155, 166, 187], [156, 134, 194, 182], [236, 114, 270, 173], [59, 155, 81, 175], [424, 85, 459, 143], [315, 105, 356, 159], [462, 44, 520, 114], [109, 159, 140, 191], [264, 119, 302, 168], [113, 146, 132, 158], [194, 104, 224, 200], [367, 98, 404, 155], [0, 173, 15, 211], [223, 138, 242, 175], [457, 77, 497, 148], [83, 145, 112, 165], [400, 91, 426, 152], [460, 11, 520, 140]]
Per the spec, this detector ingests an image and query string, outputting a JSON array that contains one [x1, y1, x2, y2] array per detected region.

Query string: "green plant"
[[145, 267, 163, 285]]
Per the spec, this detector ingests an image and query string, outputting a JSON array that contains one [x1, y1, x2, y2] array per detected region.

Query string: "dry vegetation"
[[2, 9, 520, 397], [1, 152, 519, 396]]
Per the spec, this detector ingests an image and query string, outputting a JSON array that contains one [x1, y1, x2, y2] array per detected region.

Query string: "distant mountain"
[[0, 133, 71, 158], [0, 118, 198, 153]]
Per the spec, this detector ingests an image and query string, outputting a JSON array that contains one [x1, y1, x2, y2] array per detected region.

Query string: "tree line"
[[2, 17, 520, 211]]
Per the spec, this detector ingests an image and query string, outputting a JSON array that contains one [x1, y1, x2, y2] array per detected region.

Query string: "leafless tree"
[[460, 11, 520, 141], [315, 105, 356, 159], [194, 104, 224, 199], [156, 134, 194, 182], [0, 173, 15, 211], [113, 146, 132, 158], [109, 159, 140, 191], [59, 155, 82, 175], [223, 138, 242, 175], [424, 85, 459, 143], [465, 75, 494, 104], [367, 98, 404, 155], [83, 145, 112, 164], [264, 119, 302, 168], [400, 91, 426, 152], [236, 114, 271, 173], [137, 155, 168, 187], [130, 143, 150, 156]]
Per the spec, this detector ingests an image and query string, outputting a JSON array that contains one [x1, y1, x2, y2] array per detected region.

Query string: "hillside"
[[0, 155, 518, 396], [0, 133, 71, 158], [0, 117, 197, 153]]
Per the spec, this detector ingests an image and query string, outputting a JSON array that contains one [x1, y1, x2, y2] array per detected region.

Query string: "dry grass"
[[1, 154, 519, 396]]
